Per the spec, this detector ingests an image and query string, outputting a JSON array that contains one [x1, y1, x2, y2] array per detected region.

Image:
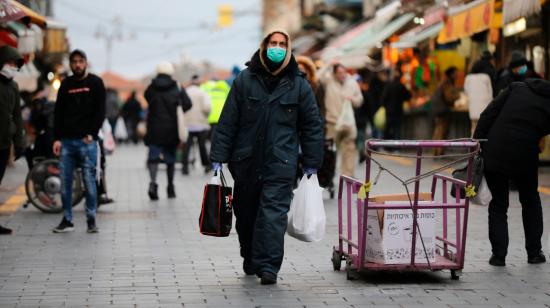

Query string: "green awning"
[[391, 22, 444, 49], [342, 13, 415, 52]]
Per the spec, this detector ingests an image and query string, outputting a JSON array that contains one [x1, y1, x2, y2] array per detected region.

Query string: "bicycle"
[[23, 157, 85, 213]]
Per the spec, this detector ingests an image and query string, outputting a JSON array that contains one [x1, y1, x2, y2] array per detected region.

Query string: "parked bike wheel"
[[25, 159, 84, 213]]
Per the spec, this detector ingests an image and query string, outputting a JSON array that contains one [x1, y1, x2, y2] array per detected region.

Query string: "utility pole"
[[94, 15, 123, 72]]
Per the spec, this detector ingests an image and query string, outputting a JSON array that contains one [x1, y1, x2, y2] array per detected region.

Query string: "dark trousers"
[[484, 168, 543, 257], [384, 116, 402, 140], [182, 131, 210, 168], [232, 178, 294, 275], [0, 148, 9, 185]]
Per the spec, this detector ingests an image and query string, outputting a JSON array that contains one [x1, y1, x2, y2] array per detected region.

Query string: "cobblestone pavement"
[[1, 144, 550, 308]]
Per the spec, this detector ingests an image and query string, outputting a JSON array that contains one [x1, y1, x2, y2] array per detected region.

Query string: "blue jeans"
[[60, 139, 98, 222]]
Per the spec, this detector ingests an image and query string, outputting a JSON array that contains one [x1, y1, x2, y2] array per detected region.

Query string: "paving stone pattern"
[[1, 145, 550, 307]]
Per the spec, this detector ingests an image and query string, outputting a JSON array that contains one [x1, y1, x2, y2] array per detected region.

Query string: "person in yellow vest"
[[201, 79, 230, 140]]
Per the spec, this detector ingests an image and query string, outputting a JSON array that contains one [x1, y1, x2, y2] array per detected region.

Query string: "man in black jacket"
[[0, 45, 25, 235], [144, 62, 191, 200], [52, 49, 106, 233], [474, 79, 550, 266], [210, 29, 324, 285]]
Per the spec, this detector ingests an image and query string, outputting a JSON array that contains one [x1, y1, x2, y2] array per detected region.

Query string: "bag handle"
[[214, 169, 229, 188]]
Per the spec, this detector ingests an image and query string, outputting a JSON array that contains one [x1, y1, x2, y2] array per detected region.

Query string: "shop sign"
[[503, 17, 527, 37], [437, 0, 494, 44]]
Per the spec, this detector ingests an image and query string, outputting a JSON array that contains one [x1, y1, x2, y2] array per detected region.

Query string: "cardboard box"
[[365, 198, 436, 264]]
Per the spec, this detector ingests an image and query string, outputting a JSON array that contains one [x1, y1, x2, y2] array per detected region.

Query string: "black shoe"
[[53, 217, 74, 233], [148, 183, 158, 201], [243, 259, 255, 275], [87, 218, 99, 233], [528, 252, 546, 264], [260, 272, 277, 285], [167, 184, 176, 199], [0, 225, 13, 235], [489, 255, 506, 266], [181, 166, 189, 175], [98, 195, 114, 205]]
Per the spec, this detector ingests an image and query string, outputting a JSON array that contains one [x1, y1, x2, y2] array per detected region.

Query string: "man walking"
[[52, 49, 106, 233], [181, 75, 211, 175], [210, 29, 324, 285], [0, 46, 25, 235], [322, 63, 363, 176]]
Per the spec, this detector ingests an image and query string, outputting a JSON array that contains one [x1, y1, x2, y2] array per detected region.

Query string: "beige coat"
[[184, 85, 211, 130], [322, 75, 363, 125]]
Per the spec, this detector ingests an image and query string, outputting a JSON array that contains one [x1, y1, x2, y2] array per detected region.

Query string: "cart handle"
[[366, 139, 479, 149]]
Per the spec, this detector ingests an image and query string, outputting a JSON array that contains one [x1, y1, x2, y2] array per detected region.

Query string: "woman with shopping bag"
[[320, 63, 363, 177], [210, 29, 324, 285]]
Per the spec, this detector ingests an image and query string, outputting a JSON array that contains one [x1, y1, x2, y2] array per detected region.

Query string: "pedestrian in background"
[[105, 88, 120, 133], [465, 55, 495, 135], [144, 62, 192, 200], [381, 67, 411, 141], [52, 49, 105, 233], [474, 78, 550, 266], [0, 45, 25, 235], [493, 51, 527, 97], [201, 78, 230, 141], [322, 63, 363, 176], [122, 90, 143, 144], [181, 75, 211, 175], [210, 29, 323, 285], [431, 66, 460, 156], [364, 70, 387, 139]]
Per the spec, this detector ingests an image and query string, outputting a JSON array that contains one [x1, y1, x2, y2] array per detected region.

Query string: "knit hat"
[[156, 61, 175, 76], [508, 51, 527, 69], [0, 45, 24, 68]]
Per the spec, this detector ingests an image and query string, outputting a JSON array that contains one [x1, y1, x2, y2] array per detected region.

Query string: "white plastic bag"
[[114, 117, 128, 140], [471, 176, 492, 206], [335, 100, 357, 139], [287, 174, 326, 242]]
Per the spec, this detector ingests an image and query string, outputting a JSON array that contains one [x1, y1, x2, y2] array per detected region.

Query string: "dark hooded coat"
[[0, 46, 24, 150], [474, 79, 550, 173], [144, 74, 192, 147], [210, 51, 324, 181]]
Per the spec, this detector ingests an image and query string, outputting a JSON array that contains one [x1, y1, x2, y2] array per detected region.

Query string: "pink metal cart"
[[332, 140, 480, 280]]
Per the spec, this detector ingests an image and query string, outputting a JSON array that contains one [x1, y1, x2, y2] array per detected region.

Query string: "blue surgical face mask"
[[517, 65, 528, 76], [266, 47, 286, 63]]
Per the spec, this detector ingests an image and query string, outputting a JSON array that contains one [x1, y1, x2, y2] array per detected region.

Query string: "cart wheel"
[[331, 250, 342, 271], [450, 269, 461, 280], [345, 260, 360, 280]]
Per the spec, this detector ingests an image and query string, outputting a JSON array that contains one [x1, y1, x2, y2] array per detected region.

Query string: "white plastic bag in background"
[[287, 174, 326, 242], [471, 176, 492, 206], [114, 116, 128, 140], [102, 119, 116, 154], [334, 100, 357, 139]]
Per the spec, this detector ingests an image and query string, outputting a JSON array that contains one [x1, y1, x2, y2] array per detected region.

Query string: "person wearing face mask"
[[494, 51, 528, 97], [0, 46, 25, 235], [51, 49, 106, 234], [210, 29, 324, 285]]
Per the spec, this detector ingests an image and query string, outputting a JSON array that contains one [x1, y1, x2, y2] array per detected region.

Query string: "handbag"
[[450, 154, 484, 198], [177, 105, 188, 142], [199, 169, 233, 237], [335, 100, 357, 139], [287, 174, 326, 242]]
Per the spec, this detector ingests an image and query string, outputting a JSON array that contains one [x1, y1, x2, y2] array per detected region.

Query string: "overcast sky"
[[52, 0, 261, 79]]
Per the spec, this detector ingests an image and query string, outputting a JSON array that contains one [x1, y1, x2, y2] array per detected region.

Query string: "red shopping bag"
[[199, 170, 233, 237]]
